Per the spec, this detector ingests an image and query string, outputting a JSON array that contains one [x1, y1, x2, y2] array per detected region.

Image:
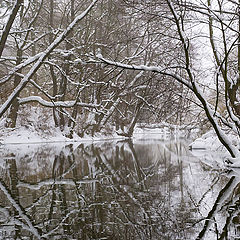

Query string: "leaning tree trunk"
[[5, 49, 22, 128]]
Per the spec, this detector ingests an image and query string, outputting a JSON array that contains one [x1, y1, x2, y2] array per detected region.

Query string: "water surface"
[[0, 139, 239, 239]]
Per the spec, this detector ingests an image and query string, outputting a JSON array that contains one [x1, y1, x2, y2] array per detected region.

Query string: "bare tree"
[[0, 0, 98, 125], [94, 0, 240, 160]]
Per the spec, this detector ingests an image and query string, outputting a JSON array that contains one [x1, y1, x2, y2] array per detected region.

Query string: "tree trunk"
[[5, 49, 22, 128], [0, 0, 23, 58]]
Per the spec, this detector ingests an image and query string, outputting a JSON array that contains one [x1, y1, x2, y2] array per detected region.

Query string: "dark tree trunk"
[[5, 49, 22, 128]]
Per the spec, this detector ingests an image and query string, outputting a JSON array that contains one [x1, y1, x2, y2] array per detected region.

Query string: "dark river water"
[[0, 139, 239, 239]]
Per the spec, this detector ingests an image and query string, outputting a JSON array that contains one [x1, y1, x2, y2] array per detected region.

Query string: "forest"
[[1, 0, 240, 162]]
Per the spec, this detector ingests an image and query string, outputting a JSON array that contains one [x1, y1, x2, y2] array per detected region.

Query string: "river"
[[0, 139, 239, 239]]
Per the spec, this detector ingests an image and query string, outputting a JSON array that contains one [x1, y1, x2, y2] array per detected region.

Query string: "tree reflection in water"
[[0, 140, 239, 239]]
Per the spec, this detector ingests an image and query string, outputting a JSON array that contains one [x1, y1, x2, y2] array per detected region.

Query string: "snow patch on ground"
[[0, 125, 128, 144], [190, 129, 240, 152], [0, 126, 65, 144], [0, 119, 189, 145], [189, 130, 240, 168], [189, 130, 223, 151], [133, 124, 191, 140], [0, 106, 126, 145]]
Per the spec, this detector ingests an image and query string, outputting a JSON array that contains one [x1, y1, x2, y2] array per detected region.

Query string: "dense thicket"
[[0, 0, 191, 138], [1, 0, 240, 161]]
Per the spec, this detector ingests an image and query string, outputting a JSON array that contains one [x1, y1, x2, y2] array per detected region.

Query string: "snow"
[[19, 96, 100, 108], [189, 129, 240, 168], [0, 125, 126, 145], [0, 0, 99, 118], [0, 119, 238, 239], [95, 54, 192, 89], [0, 105, 191, 156], [191, 129, 239, 153], [1, 126, 69, 144], [189, 130, 221, 150], [0, 104, 238, 170], [133, 126, 172, 140], [0, 124, 175, 145]]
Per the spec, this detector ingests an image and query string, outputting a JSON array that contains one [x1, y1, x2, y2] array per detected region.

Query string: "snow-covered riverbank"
[[189, 129, 240, 169], [0, 125, 124, 145], [1, 118, 237, 169], [0, 121, 193, 145]]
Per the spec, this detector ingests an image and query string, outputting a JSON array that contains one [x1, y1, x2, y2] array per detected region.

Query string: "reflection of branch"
[[25, 188, 51, 212], [18, 179, 99, 190], [218, 194, 240, 239], [158, 141, 188, 161], [23, 149, 77, 213], [218, 214, 231, 240], [41, 209, 80, 238], [198, 176, 220, 206], [97, 161, 152, 239], [186, 176, 220, 222], [127, 141, 146, 184], [96, 148, 153, 227], [0, 180, 42, 239], [0, 217, 36, 236], [196, 176, 238, 240]]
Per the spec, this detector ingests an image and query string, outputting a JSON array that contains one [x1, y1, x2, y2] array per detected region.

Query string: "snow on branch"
[[165, 0, 239, 159], [94, 48, 239, 158], [0, 53, 42, 85], [95, 54, 192, 89], [18, 96, 100, 109], [0, 0, 99, 118]]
